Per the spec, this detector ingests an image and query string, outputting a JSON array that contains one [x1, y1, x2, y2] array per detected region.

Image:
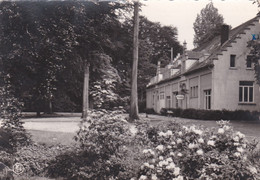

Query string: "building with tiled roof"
[[146, 15, 260, 113]]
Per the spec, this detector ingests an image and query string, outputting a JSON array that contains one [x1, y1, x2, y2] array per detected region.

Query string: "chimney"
[[171, 47, 173, 61], [156, 61, 161, 75], [221, 25, 229, 45], [181, 41, 187, 73], [183, 40, 187, 51]]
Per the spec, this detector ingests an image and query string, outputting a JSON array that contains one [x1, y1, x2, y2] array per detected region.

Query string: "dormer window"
[[230, 54, 236, 68]]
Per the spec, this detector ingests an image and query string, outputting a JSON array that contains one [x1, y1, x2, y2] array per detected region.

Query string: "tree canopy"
[[193, 2, 224, 47], [0, 1, 182, 113]]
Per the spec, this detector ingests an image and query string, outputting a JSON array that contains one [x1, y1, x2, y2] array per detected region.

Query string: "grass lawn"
[[28, 130, 77, 146]]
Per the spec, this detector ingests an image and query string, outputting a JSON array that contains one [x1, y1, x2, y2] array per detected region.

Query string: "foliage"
[[145, 108, 156, 115], [0, 1, 132, 113], [159, 108, 259, 121], [247, 39, 260, 84], [1, 110, 260, 179], [193, 2, 224, 47], [137, 120, 260, 180], [47, 110, 134, 179], [15, 144, 71, 177], [0, 74, 31, 153], [0, 143, 71, 179], [89, 53, 121, 109]]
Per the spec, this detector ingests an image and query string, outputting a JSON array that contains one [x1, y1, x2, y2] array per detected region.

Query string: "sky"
[[140, 0, 259, 50]]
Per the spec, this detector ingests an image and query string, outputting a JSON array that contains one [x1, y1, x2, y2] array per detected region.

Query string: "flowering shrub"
[[48, 109, 134, 179], [137, 120, 260, 180]]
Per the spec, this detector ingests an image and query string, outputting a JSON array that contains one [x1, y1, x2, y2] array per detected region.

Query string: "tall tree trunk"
[[129, 1, 140, 122], [82, 62, 89, 121], [49, 100, 52, 114]]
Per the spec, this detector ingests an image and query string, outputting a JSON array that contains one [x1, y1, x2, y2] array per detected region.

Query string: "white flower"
[[190, 126, 203, 135], [207, 140, 215, 146], [234, 142, 240, 146], [234, 152, 241, 157], [158, 131, 165, 137], [151, 174, 158, 180], [171, 141, 176, 145], [196, 149, 204, 155], [166, 162, 175, 169], [159, 160, 168, 167], [172, 176, 184, 180], [177, 153, 182, 157], [139, 175, 147, 180], [193, 129, 203, 135], [242, 144, 247, 148], [167, 145, 172, 149], [166, 157, 173, 162], [159, 156, 164, 160], [183, 126, 188, 131], [223, 125, 230, 130], [218, 128, 225, 134], [149, 165, 155, 169], [159, 161, 163, 167], [233, 136, 239, 142], [166, 130, 173, 136], [173, 167, 181, 176], [178, 131, 183, 136], [170, 151, 175, 156], [188, 143, 197, 149], [177, 139, 182, 144], [237, 147, 244, 153], [243, 156, 247, 161], [143, 149, 155, 155], [236, 132, 245, 138], [248, 165, 258, 174], [143, 149, 149, 154], [198, 138, 204, 144], [156, 145, 164, 151], [143, 162, 150, 167]]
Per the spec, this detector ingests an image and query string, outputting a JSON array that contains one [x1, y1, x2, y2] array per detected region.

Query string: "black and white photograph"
[[0, 0, 260, 179]]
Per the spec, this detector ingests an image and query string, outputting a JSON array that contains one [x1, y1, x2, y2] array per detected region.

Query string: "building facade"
[[146, 16, 260, 113]]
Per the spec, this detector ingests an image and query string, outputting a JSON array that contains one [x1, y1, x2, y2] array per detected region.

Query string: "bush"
[[145, 108, 156, 115], [159, 108, 259, 121], [0, 74, 31, 153], [47, 110, 134, 179], [136, 120, 260, 180], [138, 100, 146, 113]]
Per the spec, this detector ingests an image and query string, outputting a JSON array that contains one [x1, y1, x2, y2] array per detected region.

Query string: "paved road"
[[15, 113, 260, 142], [22, 117, 81, 133]]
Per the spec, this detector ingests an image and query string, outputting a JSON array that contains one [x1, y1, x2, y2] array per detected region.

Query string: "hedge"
[[159, 108, 259, 121]]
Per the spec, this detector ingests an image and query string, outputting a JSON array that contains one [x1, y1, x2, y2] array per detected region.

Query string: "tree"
[[193, 2, 224, 47], [246, 1, 260, 84], [129, 2, 140, 121], [0, 1, 131, 115], [0, 74, 30, 153]]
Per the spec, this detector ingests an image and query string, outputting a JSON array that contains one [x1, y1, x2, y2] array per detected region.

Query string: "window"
[[230, 54, 236, 68], [246, 55, 253, 68], [166, 96, 171, 108], [204, 90, 211, 110], [190, 86, 198, 98], [160, 92, 164, 100], [239, 81, 254, 103]]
